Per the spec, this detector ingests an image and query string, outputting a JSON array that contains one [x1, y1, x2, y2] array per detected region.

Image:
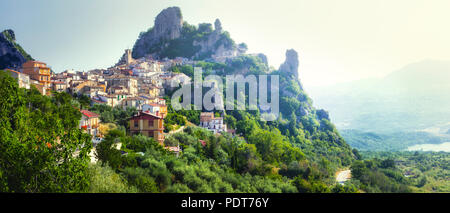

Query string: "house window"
[[134, 120, 138, 128], [148, 120, 153, 127]]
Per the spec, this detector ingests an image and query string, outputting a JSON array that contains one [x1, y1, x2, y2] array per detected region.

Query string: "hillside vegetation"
[[357, 151, 449, 193], [0, 71, 92, 192]]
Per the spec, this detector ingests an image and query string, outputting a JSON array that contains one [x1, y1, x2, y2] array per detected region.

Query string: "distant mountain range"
[[308, 60, 450, 150]]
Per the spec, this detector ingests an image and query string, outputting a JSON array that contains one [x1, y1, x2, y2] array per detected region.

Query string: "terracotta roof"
[[123, 97, 146, 101], [147, 103, 166, 107], [4, 69, 28, 76], [53, 76, 69, 79], [27, 60, 46, 65], [108, 92, 130, 96], [81, 110, 99, 118], [105, 74, 127, 79], [5, 69, 19, 73], [138, 111, 162, 119]]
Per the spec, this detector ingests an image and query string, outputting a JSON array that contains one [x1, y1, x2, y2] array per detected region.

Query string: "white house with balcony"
[[199, 112, 227, 134]]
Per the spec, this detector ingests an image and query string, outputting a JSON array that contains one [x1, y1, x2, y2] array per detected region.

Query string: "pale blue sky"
[[2, 0, 450, 88]]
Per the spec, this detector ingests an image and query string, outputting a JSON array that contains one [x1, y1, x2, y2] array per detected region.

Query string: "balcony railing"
[[39, 68, 51, 75]]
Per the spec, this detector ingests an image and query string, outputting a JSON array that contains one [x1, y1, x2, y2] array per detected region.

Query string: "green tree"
[[88, 163, 137, 193], [0, 72, 92, 192], [95, 129, 124, 170]]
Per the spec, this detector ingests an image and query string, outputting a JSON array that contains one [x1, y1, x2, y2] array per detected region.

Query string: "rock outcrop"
[[279, 49, 299, 79], [214, 19, 222, 33], [193, 18, 240, 60], [0, 29, 33, 70], [278, 49, 314, 116], [130, 7, 241, 61], [132, 7, 184, 58], [316, 109, 330, 121], [256, 53, 268, 67]]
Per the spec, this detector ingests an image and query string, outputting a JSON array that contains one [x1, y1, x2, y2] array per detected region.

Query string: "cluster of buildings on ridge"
[[1, 49, 233, 153]]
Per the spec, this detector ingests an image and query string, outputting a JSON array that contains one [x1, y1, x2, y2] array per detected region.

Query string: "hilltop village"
[[1, 49, 232, 160], [0, 6, 249, 158]]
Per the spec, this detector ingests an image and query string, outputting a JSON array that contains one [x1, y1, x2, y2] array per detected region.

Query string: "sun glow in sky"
[[2, 0, 450, 88]]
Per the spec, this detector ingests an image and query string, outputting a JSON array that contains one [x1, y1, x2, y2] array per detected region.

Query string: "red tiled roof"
[[4, 69, 29, 76], [81, 110, 99, 118], [27, 60, 46, 65], [5, 69, 19, 74], [139, 111, 162, 119]]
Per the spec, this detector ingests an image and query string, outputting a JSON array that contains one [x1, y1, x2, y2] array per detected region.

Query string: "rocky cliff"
[[131, 7, 244, 60], [256, 53, 268, 67], [278, 49, 304, 95], [132, 7, 183, 59], [277, 49, 330, 118], [0, 29, 33, 70], [279, 49, 300, 81]]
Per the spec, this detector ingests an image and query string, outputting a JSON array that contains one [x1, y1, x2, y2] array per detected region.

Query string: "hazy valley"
[[309, 60, 450, 151]]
